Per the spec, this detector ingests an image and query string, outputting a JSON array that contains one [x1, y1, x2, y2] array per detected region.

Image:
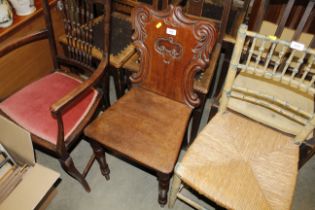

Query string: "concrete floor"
[[36, 78, 315, 210]]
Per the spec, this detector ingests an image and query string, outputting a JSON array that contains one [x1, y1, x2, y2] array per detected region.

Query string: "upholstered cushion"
[[176, 112, 299, 210], [0, 72, 98, 145]]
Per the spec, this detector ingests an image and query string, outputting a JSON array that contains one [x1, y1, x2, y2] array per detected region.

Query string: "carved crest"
[[154, 37, 183, 64], [131, 4, 218, 107]]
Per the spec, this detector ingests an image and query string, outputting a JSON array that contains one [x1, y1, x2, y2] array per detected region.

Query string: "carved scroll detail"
[[132, 6, 151, 42], [154, 37, 183, 64], [193, 22, 217, 65]]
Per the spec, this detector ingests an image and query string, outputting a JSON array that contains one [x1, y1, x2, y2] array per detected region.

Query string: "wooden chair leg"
[[102, 69, 111, 109], [168, 173, 182, 208], [90, 141, 110, 180], [190, 94, 207, 145], [125, 70, 133, 90], [157, 172, 171, 207], [299, 143, 315, 168], [112, 68, 124, 99], [59, 154, 91, 192], [207, 100, 219, 122]]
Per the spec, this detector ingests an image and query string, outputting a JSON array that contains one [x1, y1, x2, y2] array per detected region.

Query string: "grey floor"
[[36, 78, 315, 210]]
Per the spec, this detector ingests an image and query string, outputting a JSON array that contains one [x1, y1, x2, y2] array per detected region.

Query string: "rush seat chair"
[[169, 24, 315, 210]]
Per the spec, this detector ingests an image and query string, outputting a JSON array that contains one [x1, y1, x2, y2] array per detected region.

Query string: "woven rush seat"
[[92, 12, 135, 68], [59, 12, 135, 68], [176, 111, 299, 210], [85, 87, 192, 173]]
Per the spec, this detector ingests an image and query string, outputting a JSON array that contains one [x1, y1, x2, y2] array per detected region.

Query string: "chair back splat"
[[220, 24, 315, 144], [131, 5, 218, 107]]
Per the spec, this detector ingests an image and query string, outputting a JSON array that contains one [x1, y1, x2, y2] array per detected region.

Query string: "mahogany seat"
[[84, 4, 218, 206], [85, 87, 191, 173]]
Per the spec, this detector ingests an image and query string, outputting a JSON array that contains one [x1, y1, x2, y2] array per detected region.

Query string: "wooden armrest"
[[0, 30, 48, 57], [50, 56, 108, 115], [193, 43, 222, 94]]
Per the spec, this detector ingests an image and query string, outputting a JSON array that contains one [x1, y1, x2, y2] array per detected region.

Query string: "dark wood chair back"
[[56, 0, 111, 68], [249, 0, 315, 47], [184, 0, 252, 43], [131, 4, 218, 107]]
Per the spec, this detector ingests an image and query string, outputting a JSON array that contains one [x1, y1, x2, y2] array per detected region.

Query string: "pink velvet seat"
[[0, 0, 111, 192], [0, 72, 97, 145]]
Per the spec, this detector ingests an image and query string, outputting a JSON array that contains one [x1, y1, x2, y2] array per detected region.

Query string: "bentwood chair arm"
[[50, 56, 108, 114], [0, 30, 49, 57]]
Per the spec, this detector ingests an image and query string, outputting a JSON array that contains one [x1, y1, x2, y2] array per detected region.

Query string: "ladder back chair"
[[84, 3, 218, 206], [169, 24, 315, 210], [0, 0, 111, 192]]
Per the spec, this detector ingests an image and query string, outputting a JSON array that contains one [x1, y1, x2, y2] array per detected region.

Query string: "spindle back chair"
[[169, 24, 310, 210], [220, 24, 315, 144]]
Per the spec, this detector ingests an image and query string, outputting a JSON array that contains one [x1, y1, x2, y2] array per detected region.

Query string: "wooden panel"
[[132, 5, 218, 107], [0, 6, 64, 100]]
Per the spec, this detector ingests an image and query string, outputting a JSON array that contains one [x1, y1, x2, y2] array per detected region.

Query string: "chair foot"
[[90, 141, 110, 180], [168, 173, 182, 208], [59, 154, 91, 192], [157, 172, 171, 207]]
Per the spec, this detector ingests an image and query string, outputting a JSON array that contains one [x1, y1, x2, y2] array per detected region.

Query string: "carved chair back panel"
[[131, 4, 218, 107]]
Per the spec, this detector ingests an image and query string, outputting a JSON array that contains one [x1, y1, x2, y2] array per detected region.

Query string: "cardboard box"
[[0, 116, 59, 210]]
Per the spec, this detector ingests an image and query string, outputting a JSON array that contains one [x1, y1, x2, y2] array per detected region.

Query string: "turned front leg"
[[90, 141, 110, 180], [157, 172, 171, 207]]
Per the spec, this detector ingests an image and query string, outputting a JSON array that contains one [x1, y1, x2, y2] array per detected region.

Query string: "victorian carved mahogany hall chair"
[[0, 0, 111, 192], [123, 0, 252, 144], [84, 3, 218, 206]]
